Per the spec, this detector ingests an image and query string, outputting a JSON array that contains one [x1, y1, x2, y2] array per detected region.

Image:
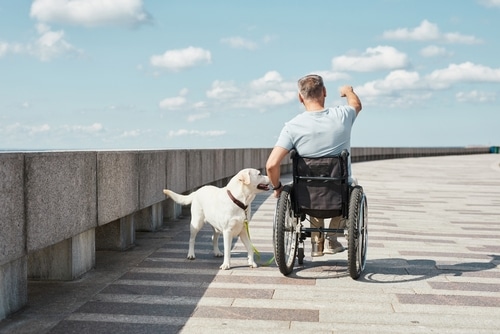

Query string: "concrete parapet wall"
[[351, 146, 490, 162], [0, 145, 493, 320]]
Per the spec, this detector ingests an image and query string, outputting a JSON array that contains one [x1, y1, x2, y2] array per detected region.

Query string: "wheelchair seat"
[[292, 149, 350, 219]]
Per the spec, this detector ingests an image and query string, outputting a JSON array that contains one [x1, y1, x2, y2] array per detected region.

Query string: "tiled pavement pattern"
[[1, 154, 499, 333]]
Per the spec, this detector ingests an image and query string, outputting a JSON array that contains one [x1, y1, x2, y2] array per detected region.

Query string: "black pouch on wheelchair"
[[292, 152, 349, 218]]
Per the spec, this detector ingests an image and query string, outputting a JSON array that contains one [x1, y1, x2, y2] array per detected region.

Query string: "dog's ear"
[[238, 170, 251, 185]]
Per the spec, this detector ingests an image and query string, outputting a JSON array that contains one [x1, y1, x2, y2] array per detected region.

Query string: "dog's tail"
[[163, 189, 194, 206]]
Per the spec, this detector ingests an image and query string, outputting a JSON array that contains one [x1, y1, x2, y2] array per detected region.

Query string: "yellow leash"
[[244, 219, 275, 266]]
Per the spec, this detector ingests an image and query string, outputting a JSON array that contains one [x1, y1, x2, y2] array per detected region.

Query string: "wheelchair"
[[273, 149, 368, 279]]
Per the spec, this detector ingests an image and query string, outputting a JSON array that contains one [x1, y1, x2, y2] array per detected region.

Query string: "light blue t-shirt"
[[275, 105, 357, 174]]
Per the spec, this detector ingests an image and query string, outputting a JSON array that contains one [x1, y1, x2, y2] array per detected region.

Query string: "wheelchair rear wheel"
[[273, 185, 299, 275], [347, 186, 368, 279]]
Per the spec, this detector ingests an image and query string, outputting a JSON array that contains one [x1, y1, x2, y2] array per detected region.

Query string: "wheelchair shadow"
[[287, 256, 352, 280], [283, 254, 499, 282], [359, 254, 500, 284]]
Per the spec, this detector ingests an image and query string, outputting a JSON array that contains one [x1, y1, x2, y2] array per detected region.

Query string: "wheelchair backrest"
[[291, 149, 349, 218]]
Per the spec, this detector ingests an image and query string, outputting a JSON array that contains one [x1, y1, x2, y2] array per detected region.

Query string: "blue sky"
[[1, 0, 499, 151]]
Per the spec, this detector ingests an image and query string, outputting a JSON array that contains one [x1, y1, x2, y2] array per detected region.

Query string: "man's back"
[[277, 106, 357, 158]]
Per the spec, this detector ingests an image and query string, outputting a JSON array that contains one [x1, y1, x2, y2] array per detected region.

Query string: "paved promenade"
[[1, 154, 499, 334]]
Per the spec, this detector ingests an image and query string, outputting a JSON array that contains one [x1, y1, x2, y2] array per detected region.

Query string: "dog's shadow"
[[285, 254, 500, 282]]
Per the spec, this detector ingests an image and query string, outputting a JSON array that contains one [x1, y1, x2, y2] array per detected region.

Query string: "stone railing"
[[0, 146, 493, 320]]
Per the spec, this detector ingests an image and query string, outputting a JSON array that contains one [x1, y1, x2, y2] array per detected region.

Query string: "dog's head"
[[237, 168, 270, 192]]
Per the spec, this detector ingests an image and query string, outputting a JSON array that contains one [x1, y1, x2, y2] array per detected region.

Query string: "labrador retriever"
[[163, 168, 269, 270]]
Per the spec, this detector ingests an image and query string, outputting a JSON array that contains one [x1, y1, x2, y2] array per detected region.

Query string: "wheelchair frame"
[[272, 150, 368, 279]]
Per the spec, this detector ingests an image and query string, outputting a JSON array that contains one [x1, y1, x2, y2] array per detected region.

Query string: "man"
[[266, 74, 362, 257]]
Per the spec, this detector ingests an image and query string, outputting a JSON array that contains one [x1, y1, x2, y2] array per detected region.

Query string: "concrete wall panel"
[[166, 150, 187, 193], [186, 150, 202, 191], [25, 152, 97, 252], [138, 150, 167, 209], [214, 149, 227, 182], [0, 154, 25, 266], [201, 150, 216, 186], [97, 152, 138, 226]]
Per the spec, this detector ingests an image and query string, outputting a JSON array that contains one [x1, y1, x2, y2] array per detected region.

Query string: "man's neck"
[[304, 102, 325, 112]]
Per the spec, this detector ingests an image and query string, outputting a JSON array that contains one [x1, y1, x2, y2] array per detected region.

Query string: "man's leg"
[[324, 216, 345, 254], [310, 216, 324, 257]]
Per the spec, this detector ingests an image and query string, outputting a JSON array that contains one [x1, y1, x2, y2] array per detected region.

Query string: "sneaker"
[[324, 240, 345, 254], [311, 250, 324, 257]]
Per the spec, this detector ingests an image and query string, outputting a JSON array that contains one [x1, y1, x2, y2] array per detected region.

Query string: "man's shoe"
[[324, 239, 345, 254]]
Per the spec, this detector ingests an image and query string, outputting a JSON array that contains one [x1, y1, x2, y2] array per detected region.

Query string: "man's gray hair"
[[298, 74, 324, 100]]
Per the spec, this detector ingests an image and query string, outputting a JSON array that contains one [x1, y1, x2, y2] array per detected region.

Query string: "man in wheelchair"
[[266, 74, 362, 258]]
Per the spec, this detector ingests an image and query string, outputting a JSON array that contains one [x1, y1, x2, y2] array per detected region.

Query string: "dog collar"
[[226, 190, 248, 210]]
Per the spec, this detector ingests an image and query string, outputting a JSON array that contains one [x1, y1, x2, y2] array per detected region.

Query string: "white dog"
[[163, 168, 270, 270]]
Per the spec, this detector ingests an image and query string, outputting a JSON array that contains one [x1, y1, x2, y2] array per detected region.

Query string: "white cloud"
[[187, 112, 210, 122], [0, 123, 104, 136], [0, 24, 79, 61], [221, 36, 258, 50], [262, 35, 277, 44], [206, 72, 296, 110], [29, 124, 51, 135], [332, 46, 409, 72], [33, 23, 80, 61], [382, 20, 482, 44], [62, 123, 103, 133], [0, 42, 7, 56], [248, 90, 297, 107], [312, 71, 351, 82], [30, 0, 150, 27], [478, 0, 500, 8], [1, 123, 51, 136], [120, 129, 141, 138], [358, 63, 500, 95], [456, 90, 496, 103], [159, 96, 187, 110], [426, 62, 500, 89], [206, 80, 240, 99], [354, 62, 500, 108], [357, 70, 423, 97], [150, 46, 212, 71], [420, 45, 452, 58], [250, 71, 284, 89], [168, 129, 226, 137], [159, 89, 189, 110], [0, 41, 24, 58]]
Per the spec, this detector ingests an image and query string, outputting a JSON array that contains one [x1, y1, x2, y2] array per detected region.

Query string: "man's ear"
[[298, 93, 304, 104], [238, 170, 251, 185]]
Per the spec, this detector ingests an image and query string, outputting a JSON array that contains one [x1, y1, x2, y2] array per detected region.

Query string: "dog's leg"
[[211, 226, 223, 257], [187, 224, 198, 260], [220, 229, 233, 270], [188, 215, 204, 260], [239, 225, 258, 268]]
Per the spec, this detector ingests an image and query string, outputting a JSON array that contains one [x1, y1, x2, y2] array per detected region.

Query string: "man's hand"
[[339, 85, 362, 114], [340, 85, 354, 97]]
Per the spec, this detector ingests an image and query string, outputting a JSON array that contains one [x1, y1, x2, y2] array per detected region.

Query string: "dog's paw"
[[187, 254, 196, 260], [219, 263, 231, 270], [214, 251, 223, 258], [249, 261, 258, 268]]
